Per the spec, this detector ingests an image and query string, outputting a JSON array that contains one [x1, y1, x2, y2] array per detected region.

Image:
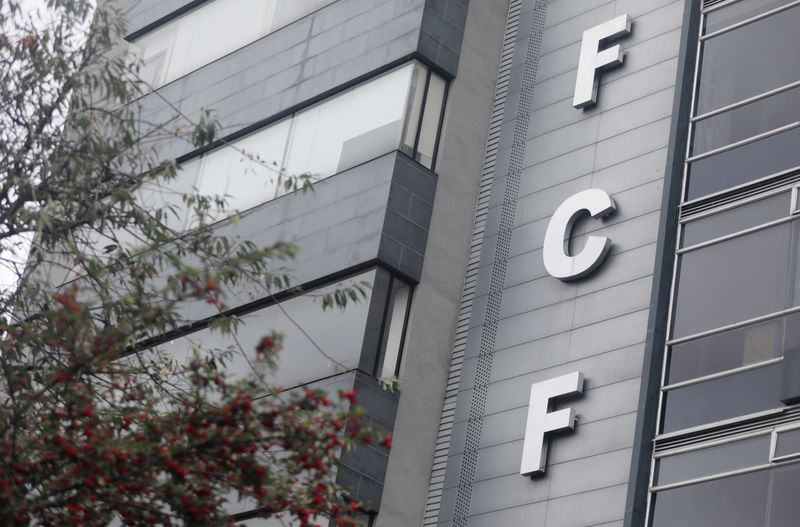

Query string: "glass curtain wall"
[[147, 267, 412, 395], [130, 0, 338, 90], [93, 62, 446, 254], [648, 1, 800, 525]]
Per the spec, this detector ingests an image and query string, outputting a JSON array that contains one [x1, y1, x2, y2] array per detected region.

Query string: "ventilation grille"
[[419, 1, 549, 526], [419, 1, 525, 526], [703, 0, 728, 8]]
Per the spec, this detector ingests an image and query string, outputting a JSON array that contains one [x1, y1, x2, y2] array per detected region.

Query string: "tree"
[[0, 0, 382, 525]]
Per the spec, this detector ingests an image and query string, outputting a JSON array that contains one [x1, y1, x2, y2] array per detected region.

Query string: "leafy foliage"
[[0, 0, 380, 525]]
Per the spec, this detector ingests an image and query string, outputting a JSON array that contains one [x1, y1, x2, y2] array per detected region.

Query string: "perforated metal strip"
[[420, 1, 548, 525]]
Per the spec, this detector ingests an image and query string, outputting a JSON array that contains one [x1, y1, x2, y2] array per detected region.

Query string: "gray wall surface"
[[376, 0, 512, 525], [436, 0, 685, 525]]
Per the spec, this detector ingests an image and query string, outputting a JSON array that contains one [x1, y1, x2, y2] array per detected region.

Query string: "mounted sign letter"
[[543, 188, 616, 281], [520, 371, 585, 476], [573, 14, 632, 109]]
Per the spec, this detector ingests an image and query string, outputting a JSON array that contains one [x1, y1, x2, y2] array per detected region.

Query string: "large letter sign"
[[520, 372, 585, 476], [543, 188, 616, 281], [573, 14, 632, 109]]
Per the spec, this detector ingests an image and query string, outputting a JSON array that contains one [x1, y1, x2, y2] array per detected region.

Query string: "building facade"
[[83, 0, 800, 525]]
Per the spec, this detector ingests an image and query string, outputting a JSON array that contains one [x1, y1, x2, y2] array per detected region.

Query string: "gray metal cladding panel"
[[439, 0, 684, 525], [173, 152, 436, 322]]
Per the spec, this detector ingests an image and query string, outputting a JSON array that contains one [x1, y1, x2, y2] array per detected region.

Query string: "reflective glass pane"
[[401, 67, 427, 157], [667, 312, 800, 384], [692, 86, 800, 155], [697, 5, 800, 114], [284, 64, 414, 178], [704, 0, 796, 35], [768, 462, 800, 526], [167, 0, 273, 85], [272, 0, 314, 30], [774, 427, 800, 459], [416, 73, 447, 169], [655, 434, 769, 485], [651, 470, 769, 527], [160, 270, 377, 390], [687, 125, 800, 200], [681, 192, 789, 247], [132, 0, 335, 90], [672, 222, 792, 338], [661, 362, 782, 433], [380, 280, 411, 379], [227, 119, 291, 210]]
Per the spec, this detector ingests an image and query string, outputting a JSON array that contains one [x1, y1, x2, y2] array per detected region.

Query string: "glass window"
[[651, 470, 769, 527], [284, 66, 414, 178], [692, 86, 800, 155], [379, 279, 411, 379], [161, 270, 377, 390], [131, 0, 337, 90], [667, 312, 800, 385], [696, 5, 800, 115], [768, 463, 800, 527], [672, 222, 795, 338], [681, 192, 789, 247], [773, 426, 800, 460], [703, 0, 796, 35], [655, 434, 770, 486], [415, 73, 447, 169], [687, 125, 800, 200], [661, 361, 782, 433]]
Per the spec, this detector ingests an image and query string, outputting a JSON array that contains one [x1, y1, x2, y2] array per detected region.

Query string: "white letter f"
[[573, 15, 632, 109], [520, 371, 585, 477]]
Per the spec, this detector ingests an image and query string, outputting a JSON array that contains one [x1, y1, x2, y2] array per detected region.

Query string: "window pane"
[[228, 119, 291, 210], [704, 0, 795, 35], [651, 470, 769, 527], [692, 86, 800, 155], [272, 0, 314, 30], [661, 362, 782, 433], [380, 280, 411, 379], [687, 126, 800, 201], [401, 67, 427, 157], [284, 65, 414, 179], [655, 435, 769, 485], [768, 462, 800, 526], [667, 312, 800, 385], [682, 192, 789, 247], [672, 222, 793, 338], [160, 270, 377, 390], [774, 427, 800, 459], [416, 73, 447, 169], [697, 5, 800, 114], [132, 0, 335, 91]]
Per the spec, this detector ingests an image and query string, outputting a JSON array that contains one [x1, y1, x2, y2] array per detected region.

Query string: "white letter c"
[[543, 189, 616, 281]]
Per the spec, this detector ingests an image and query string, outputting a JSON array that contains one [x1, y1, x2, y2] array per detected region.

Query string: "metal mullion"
[[686, 121, 800, 163], [654, 428, 772, 459], [677, 215, 794, 254], [661, 357, 783, 392], [692, 79, 800, 123], [702, 0, 745, 15], [652, 454, 800, 493], [679, 185, 792, 224], [700, 0, 800, 41], [680, 164, 800, 210], [650, 463, 772, 493], [412, 69, 432, 158], [655, 408, 785, 442], [667, 305, 800, 346]]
